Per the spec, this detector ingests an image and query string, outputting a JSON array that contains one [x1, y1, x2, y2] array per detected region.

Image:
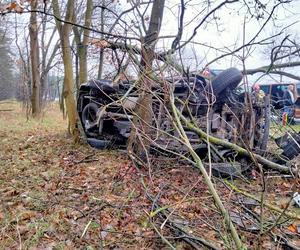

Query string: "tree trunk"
[[97, 48, 104, 79], [29, 0, 40, 117], [77, 0, 93, 85], [40, 14, 58, 106], [127, 0, 165, 160], [97, 0, 105, 79], [52, 0, 79, 141], [61, 33, 78, 137], [78, 44, 87, 84]]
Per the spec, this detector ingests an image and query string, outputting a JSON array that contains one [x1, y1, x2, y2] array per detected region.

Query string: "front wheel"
[[211, 68, 243, 96], [81, 102, 100, 131]]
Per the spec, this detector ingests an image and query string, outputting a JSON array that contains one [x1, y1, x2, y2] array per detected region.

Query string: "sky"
[[156, 0, 300, 83], [161, 1, 299, 61], [2, 0, 300, 84]]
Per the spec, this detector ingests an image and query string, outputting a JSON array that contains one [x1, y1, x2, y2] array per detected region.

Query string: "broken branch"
[[225, 180, 300, 220], [178, 110, 297, 175]]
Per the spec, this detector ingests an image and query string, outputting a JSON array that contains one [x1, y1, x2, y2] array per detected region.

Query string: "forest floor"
[[0, 101, 299, 250]]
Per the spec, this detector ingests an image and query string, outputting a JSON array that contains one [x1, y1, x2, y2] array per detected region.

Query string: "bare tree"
[[127, 0, 166, 159], [40, 4, 59, 103], [29, 0, 40, 117], [52, 0, 79, 140], [73, 0, 93, 86]]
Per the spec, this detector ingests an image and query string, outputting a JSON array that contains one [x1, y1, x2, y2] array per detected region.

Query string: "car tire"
[[211, 67, 243, 96], [81, 102, 99, 130]]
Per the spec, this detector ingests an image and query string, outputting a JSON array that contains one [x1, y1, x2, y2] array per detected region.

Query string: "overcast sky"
[[157, 0, 300, 83], [3, 0, 300, 84]]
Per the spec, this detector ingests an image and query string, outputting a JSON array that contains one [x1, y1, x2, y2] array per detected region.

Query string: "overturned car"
[[77, 68, 271, 157]]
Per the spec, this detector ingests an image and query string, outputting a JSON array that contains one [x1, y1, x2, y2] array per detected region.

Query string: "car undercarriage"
[[77, 68, 270, 158]]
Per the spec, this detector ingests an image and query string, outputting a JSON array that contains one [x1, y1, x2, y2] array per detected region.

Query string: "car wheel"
[[211, 67, 243, 96], [81, 102, 99, 130]]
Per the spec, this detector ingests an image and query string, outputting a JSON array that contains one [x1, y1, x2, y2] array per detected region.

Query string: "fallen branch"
[[178, 111, 297, 175], [170, 96, 245, 249], [142, 179, 220, 250], [148, 219, 176, 250], [225, 180, 300, 220], [75, 154, 98, 164]]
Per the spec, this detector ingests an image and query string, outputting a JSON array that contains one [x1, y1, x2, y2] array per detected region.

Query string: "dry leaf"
[[19, 211, 37, 221], [288, 224, 298, 233], [90, 39, 110, 48], [0, 212, 4, 221]]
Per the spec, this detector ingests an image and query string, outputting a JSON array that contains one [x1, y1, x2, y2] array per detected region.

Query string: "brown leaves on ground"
[[0, 101, 299, 249]]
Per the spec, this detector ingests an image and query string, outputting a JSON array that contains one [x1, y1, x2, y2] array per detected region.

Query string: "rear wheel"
[[211, 68, 243, 96]]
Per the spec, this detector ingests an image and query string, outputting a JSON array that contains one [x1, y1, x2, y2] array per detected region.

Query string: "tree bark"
[[73, 0, 93, 85], [127, 0, 165, 160], [97, 0, 105, 79], [52, 0, 79, 140], [97, 48, 104, 79], [29, 0, 40, 117]]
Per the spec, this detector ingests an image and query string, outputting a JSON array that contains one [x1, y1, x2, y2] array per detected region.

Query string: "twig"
[[148, 218, 176, 250], [263, 196, 294, 234], [16, 217, 22, 250], [225, 180, 300, 220], [142, 178, 220, 250], [81, 220, 92, 238], [75, 154, 98, 164]]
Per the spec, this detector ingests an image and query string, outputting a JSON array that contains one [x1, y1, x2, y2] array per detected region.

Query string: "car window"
[[260, 85, 270, 94], [297, 83, 300, 96], [275, 85, 288, 94], [280, 85, 288, 91]]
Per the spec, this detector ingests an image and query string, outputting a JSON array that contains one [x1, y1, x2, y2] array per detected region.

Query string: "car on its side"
[[77, 68, 270, 153]]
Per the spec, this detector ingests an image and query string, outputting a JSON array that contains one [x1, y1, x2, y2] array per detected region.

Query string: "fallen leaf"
[[18, 211, 37, 221], [0, 212, 4, 221], [288, 224, 298, 233]]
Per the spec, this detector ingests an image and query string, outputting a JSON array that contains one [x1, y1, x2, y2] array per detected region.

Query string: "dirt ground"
[[0, 101, 299, 249]]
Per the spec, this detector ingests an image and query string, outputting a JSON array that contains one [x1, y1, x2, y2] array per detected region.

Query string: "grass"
[[0, 101, 65, 132], [0, 101, 155, 249]]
